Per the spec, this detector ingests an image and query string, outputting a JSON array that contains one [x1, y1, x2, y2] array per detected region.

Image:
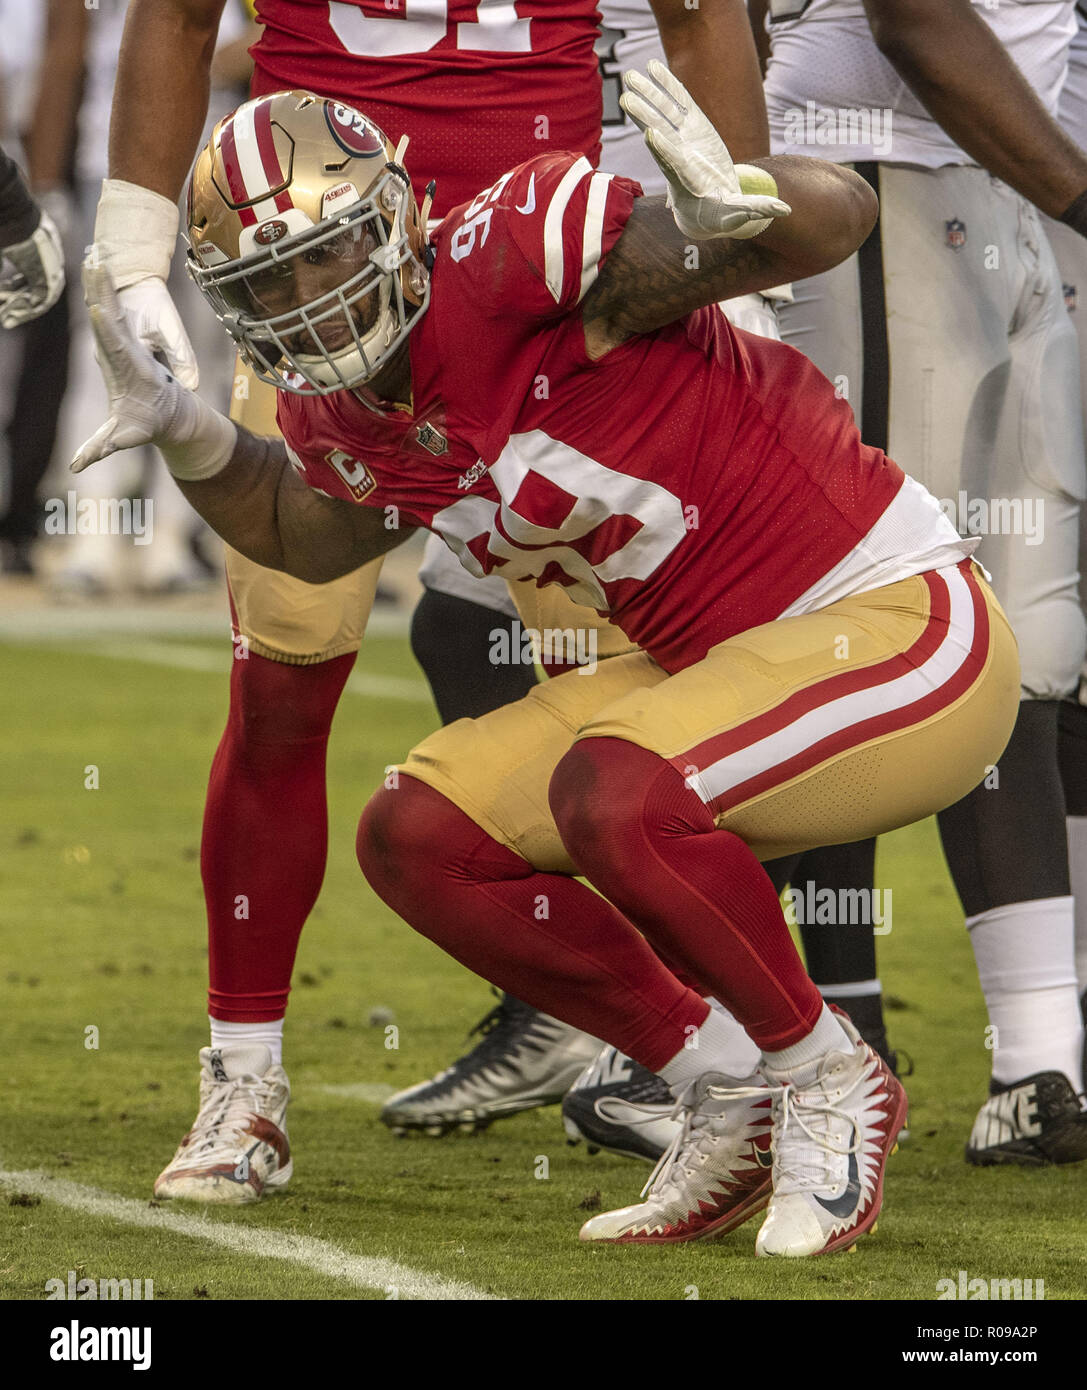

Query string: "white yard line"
[[315, 1083, 397, 1103], [0, 1166, 496, 1301], [0, 605, 409, 641], [3, 634, 433, 704]]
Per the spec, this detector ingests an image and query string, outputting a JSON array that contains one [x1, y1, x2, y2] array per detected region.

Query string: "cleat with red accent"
[[578, 1072, 773, 1244], [755, 1016, 907, 1258], [154, 1044, 291, 1204]]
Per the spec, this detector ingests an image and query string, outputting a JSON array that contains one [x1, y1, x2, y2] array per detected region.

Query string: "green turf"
[[2, 635, 1083, 1301]]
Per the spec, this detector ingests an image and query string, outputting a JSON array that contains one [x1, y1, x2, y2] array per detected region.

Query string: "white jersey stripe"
[[231, 100, 281, 224], [687, 564, 975, 806], [543, 156, 593, 304], [578, 171, 615, 302]]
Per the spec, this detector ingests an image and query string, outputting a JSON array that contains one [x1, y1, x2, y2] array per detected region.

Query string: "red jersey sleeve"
[[442, 152, 642, 321]]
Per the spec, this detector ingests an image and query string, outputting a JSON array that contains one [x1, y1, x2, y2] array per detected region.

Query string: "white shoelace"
[[708, 1065, 868, 1195], [601, 1082, 762, 1201], [172, 1073, 281, 1172]]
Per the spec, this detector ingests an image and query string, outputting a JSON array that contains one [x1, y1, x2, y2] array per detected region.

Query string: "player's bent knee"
[[228, 649, 355, 743], [357, 775, 533, 909], [550, 736, 712, 878]]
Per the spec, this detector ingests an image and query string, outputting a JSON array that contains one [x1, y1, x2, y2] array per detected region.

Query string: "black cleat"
[[562, 1045, 680, 1161], [966, 1070, 1087, 1166]]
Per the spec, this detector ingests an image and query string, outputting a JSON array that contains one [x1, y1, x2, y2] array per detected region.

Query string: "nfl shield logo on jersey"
[[416, 421, 448, 456], [1065, 282, 1077, 313], [945, 218, 967, 250]]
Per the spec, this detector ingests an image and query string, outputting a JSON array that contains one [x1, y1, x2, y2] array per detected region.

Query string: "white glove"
[[73, 259, 235, 480], [0, 211, 65, 328], [620, 61, 791, 240], [93, 178, 200, 389]]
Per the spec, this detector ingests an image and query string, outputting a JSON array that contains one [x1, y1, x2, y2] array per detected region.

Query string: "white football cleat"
[[153, 1044, 291, 1204], [578, 1072, 773, 1244], [755, 1016, 906, 1258]]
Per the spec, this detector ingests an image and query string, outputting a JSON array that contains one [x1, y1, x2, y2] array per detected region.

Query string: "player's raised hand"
[[0, 210, 65, 328], [620, 61, 791, 240], [94, 179, 200, 389], [73, 259, 234, 480], [73, 259, 184, 471]]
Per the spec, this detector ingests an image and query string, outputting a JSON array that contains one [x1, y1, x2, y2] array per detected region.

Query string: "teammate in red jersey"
[[95, 0, 773, 1189], [76, 69, 1019, 1255], [249, 0, 603, 214]]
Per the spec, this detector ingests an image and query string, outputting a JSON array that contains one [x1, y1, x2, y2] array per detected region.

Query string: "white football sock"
[[209, 1016, 284, 1068], [966, 898, 1083, 1091], [659, 1001, 762, 1094], [760, 1003, 853, 1076], [1066, 817, 1087, 997]]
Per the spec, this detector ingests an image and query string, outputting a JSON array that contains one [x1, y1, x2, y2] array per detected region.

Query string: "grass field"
[[2, 626, 1085, 1304]]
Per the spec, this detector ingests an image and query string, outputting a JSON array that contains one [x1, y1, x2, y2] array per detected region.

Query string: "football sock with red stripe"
[[205, 650, 356, 1022], [548, 736, 825, 1051]]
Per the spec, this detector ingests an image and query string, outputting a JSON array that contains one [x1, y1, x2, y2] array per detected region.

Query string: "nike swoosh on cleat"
[[515, 174, 536, 215], [813, 1125, 861, 1218]]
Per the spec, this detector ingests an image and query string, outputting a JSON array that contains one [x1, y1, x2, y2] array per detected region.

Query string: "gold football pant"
[[398, 561, 1020, 871]]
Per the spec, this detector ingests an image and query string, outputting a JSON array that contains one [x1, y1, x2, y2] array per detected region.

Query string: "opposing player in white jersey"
[[1042, 1, 1087, 1042], [753, 0, 1087, 1165]]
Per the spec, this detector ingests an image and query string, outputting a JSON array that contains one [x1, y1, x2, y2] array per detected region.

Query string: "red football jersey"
[[277, 152, 969, 672], [250, 0, 603, 215]]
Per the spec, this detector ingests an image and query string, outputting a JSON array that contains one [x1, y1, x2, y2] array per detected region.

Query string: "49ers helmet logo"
[[325, 103, 385, 158], [254, 219, 289, 246]]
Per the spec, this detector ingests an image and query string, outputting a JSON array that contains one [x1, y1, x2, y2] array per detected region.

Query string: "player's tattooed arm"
[[581, 158, 877, 357], [174, 427, 416, 585], [73, 261, 414, 583]]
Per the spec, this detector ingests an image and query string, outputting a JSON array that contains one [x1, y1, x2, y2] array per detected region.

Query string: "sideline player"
[[77, 73, 1019, 1257], [748, 0, 1087, 1167], [97, 0, 773, 1197], [0, 146, 64, 328]]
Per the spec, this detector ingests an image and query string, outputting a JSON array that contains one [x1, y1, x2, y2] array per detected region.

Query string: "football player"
[[745, 0, 1087, 1167], [1042, 2, 1087, 1045], [76, 72, 1019, 1257], [97, 0, 773, 1197]]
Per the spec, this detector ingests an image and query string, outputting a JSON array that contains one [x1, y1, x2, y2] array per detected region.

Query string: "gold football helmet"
[[186, 90, 431, 394]]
